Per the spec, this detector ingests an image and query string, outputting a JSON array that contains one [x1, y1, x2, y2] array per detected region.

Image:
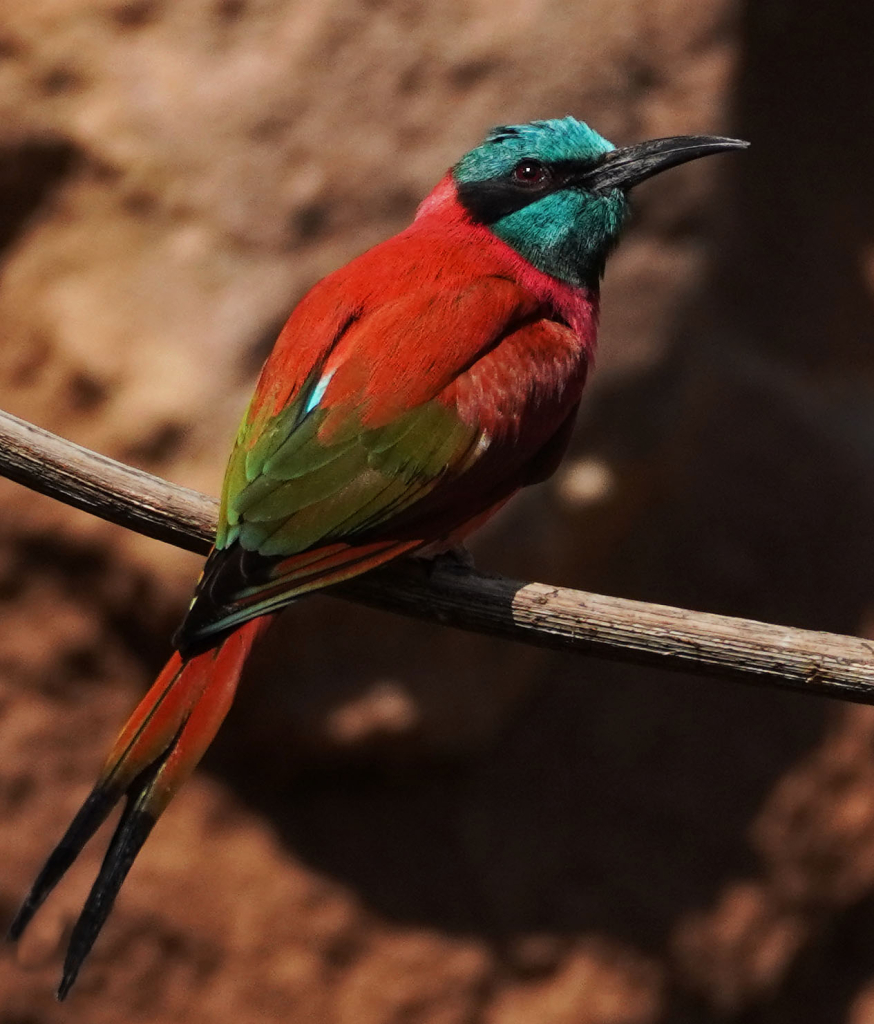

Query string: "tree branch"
[[2, 406, 873, 703]]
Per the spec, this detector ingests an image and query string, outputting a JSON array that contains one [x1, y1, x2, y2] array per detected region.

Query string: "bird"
[[7, 116, 747, 999]]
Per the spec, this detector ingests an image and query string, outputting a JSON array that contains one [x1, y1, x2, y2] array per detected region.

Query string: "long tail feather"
[[58, 759, 165, 1000], [8, 615, 272, 1000]]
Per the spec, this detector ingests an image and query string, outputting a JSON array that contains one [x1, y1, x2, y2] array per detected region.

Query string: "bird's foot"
[[414, 543, 476, 575]]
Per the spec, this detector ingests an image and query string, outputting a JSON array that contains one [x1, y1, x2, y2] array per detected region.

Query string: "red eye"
[[512, 159, 550, 186]]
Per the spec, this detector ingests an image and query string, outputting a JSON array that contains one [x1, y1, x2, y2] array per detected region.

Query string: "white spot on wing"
[[304, 369, 335, 414]]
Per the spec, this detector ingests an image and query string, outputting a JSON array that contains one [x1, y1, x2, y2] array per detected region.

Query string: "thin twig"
[[2, 406, 874, 702]]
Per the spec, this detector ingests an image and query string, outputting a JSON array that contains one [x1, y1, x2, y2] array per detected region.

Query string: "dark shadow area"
[[710, 2, 874, 376], [0, 137, 78, 256], [657, 0, 874, 1016], [207, 611, 827, 956]]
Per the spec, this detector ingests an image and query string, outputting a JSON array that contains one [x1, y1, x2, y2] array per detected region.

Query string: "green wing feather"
[[222, 389, 479, 557], [177, 396, 481, 649]]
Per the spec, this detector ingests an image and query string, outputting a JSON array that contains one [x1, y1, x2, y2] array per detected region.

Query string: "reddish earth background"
[[1, 1, 874, 1021]]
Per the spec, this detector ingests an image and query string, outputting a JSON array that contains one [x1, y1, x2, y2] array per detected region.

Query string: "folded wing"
[[177, 273, 584, 652]]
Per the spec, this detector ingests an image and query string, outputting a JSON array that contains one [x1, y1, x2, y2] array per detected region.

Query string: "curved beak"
[[581, 135, 749, 193]]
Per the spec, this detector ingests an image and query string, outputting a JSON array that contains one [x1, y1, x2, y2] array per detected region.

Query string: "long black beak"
[[581, 135, 749, 193]]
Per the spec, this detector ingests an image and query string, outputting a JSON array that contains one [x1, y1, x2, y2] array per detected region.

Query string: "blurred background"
[[1, 0, 874, 1020]]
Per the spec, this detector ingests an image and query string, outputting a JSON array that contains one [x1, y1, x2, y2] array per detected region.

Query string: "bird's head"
[[452, 117, 748, 288]]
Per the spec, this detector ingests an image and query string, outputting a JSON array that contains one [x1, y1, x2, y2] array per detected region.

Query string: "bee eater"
[[8, 116, 747, 998]]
